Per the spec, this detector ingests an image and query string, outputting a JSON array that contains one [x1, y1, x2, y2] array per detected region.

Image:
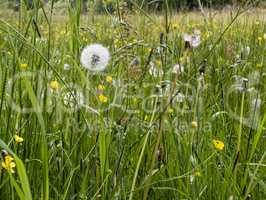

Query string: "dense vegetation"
[[0, 0, 266, 200], [5, 0, 265, 12]]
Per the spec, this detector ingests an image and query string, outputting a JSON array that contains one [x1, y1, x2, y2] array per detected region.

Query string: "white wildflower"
[[64, 63, 71, 70], [149, 62, 163, 78], [80, 44, 110, 72], [63, 91, 84, 109], [175, 93, 185, 103], [183, 30, 201, 48], [251, 97, 262, 109], [172, 64, 184, 75]]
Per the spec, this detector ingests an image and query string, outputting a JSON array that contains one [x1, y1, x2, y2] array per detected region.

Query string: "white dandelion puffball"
[[191, 34, 201, 48], [80, 44, 110, 72], [183, 33, 192, 42], [183, 30, 201, 48]]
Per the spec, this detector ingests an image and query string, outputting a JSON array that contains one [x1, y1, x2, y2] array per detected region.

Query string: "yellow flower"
[[213, 139, 225, 151], [2, 155, 16, 173], [20, 63, 28, 70], [256, 63, 263, 68], [191, 121, 198, 129], [193, 170, 201, 177], [50, 80, 59, 90], [99, 94, 107, 103], [264, 33, 266, 40], [258, 37, 263, 45], [14, 135, 24, 144], [98, 84, 105, 91], [168, 108, 174, 114], [172, 23, 178, 29], [106, 76, 113, 83]]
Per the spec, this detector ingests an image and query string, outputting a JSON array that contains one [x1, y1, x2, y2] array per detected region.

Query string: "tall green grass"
[[0, 0, 266, 199]]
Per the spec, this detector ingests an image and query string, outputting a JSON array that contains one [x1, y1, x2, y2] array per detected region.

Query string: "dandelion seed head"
[[80, 44, 110, 72], [183, 31, 201, 48]]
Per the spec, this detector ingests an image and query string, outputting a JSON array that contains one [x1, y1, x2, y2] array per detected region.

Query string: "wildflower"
[[256, 63, 263, 68], [106, 76, 113, 83], [98, 94, 107, 103], [50, 80, 59, 90], [190, 169, 201, 184], [20, 63, 28, 70], [258, 37, 263, 45], [193, 170, 201, 177], [80, 44, 110, 72], [213, 139, 225, 150], [244, 46, 250, 56], [175, 92, 185, 103], [1, 152, 16, 173], [183, 30, 201, 48], [63, 91, 84, 109], [98, 84, 105, 91], [149, 62, 163, 78], [64, 63, 71, 70], [172, 64, 184, 75], [168, 108, 174, 114], [14, 135, 24, 144], [191, 121, 198, 129], [172, 23, 178, 29], [251, 98, 262, 110]]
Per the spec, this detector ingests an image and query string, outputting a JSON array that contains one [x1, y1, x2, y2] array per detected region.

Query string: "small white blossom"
[[149, 62, 163, 78], [172, 64, 184, 75], [63, 91, 84, 109], [64, 63, 71, 70]]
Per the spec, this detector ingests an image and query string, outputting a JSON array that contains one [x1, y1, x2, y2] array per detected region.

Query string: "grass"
[[0, 1, 266, 199]]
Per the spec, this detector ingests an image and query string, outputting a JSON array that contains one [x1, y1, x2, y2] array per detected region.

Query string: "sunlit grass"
[[0, 1, 266, 199]]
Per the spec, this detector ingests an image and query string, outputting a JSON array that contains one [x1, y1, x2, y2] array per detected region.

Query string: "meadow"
[[0, 1, 266, 199]]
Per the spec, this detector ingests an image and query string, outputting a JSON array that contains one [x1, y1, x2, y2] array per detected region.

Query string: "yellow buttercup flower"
[[194, 171, 201, 177], [191, 121, 198, 129], [256, 63, 263, 68], [168, 108, 174, 114], [20, 63, 28, 70], [14, 135, 24, 144], [2, 155, 16, 173], [106, 76, 113, 83], [98, 84, 105, 91], [213, 139, 224, 151], [172, 23, 178, 29], [258, 37, 262, 45], [50, 80, 59, 90], [99, 94, 107, 103]]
